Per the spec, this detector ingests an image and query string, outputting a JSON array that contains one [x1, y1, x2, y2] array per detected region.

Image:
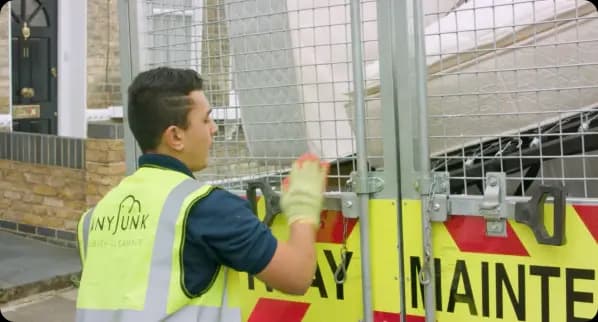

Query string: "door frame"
[[56, 0, 86, 138], [10, 0, 58, 134], [5, 3, 13, 131], [7, 0, 87, 137]]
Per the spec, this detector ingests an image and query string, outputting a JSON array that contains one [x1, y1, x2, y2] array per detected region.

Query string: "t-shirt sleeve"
[[186, 188, 278, 275]]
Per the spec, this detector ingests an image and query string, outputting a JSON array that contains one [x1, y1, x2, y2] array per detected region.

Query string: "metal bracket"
[[427, 171, 567, 245], [480, 172, 508, 237], [428, 172, 508, 237], [429, 172, 509, 237], [348, 171, 384, 194], [427, 172, 449, 222], [245, 181, 361, 226], [479, 173, 507, 219], [322, 192, 360, 219], [341, 192, 359, 218]]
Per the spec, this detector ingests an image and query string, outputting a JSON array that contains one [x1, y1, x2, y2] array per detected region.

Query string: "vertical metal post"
[[377, 0, 407, 320], [349, 1, 373, 322], [412, 0, 435, 321], [117, 0, 142, 174]]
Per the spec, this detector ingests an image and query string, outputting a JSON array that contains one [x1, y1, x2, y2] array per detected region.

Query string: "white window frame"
[[148, 0, 202, 72]]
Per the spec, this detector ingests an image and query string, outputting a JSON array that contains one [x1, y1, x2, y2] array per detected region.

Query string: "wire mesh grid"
[[423, 0, 598, 198], [138, 0, 381, 192]]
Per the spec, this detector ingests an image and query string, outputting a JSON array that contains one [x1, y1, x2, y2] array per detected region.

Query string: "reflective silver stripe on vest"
[[80, 207, 95, 260], [164, 301, 241, 322], [77, 179, 240, 322], [77, 304, 241, 322]]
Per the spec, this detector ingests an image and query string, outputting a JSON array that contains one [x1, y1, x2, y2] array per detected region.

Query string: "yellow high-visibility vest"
[[76, 167, 240, 322]]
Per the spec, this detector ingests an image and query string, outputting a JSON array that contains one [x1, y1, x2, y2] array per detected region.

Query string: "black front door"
[[11, 0, 57, 134]]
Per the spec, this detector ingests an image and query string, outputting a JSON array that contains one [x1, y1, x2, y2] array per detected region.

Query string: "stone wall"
[[87, 0, 122, 109], [0, 8, 9, 115], [0, 139, 125, 242]]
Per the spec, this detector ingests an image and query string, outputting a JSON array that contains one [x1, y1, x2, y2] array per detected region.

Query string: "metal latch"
[[428, 172, 567, 245], [245, 180, 362, 227], [347, 171, 384, 194], [479, 172, 508, 237], [246, 180, 281, 227], [426, 172, 508, 237]]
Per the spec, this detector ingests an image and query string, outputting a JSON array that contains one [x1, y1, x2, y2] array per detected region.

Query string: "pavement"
[[0, 231, 80, 322], [1, 287, 77, 322]]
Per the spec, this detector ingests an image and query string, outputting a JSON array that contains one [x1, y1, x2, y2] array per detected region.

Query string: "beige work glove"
[[280, 153, 329, 228]]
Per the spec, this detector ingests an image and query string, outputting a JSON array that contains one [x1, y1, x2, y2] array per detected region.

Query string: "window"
[[148, 0, 201, 69]]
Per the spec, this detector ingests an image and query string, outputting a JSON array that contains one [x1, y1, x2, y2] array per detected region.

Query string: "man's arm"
[[256, 154, 328, 295], [191, 154, 327, 296], [256, 222, 317, 295]]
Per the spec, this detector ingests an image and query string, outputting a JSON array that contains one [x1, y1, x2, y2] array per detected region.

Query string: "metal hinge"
[[426, 172, 566, 245]]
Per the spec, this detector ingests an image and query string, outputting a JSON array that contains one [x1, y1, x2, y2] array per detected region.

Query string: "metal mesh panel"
[[138, 0, 381, 192], [423, 0, 598, 198]]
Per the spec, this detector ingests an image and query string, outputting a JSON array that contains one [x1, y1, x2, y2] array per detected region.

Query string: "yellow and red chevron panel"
[[237, 197, 598, 321], [240, 199, 414, 321], [403, 200, 598, 322]]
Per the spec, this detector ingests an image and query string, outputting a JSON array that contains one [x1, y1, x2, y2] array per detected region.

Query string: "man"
[[76, 67, 328, 321]]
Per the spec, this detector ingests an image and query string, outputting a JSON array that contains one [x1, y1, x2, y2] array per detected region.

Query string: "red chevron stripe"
[[374, 311, 425, 322], [241, 197, 356, 244], [248, 298, 309, 322], [573, 205, 598, 243], [317, 210, 358, 244], [444, 216, 529, 256]]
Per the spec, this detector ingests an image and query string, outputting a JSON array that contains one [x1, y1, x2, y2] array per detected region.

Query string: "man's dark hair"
[[127, 67, 204, 152]]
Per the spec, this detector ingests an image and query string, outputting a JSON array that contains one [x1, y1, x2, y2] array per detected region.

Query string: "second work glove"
[[280, 153, 329, 228]]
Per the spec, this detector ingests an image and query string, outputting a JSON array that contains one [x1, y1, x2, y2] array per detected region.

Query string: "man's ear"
[[162, 125, 185, 151]]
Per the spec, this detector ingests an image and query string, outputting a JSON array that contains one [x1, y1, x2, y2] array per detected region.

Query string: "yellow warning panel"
[[237, 198, 404, 321], [402, 200, 598, 322], [238, 213, 363, 322], [369, 200, 402, 315]]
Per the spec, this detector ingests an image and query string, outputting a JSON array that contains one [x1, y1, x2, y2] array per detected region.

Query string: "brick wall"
[[87, 0, 122, 109], [0, 161, 85, 232], [85, 139, 125, 206], [0, 8, 9, 115], [0, 139, 125, 245]]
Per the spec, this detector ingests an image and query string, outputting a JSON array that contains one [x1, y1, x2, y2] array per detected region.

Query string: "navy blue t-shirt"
[[139, 154, 277, 296]]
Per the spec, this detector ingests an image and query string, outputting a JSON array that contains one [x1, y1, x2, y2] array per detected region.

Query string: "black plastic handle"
[[246, 180, 281, 227], [515, 183, 567, 246]]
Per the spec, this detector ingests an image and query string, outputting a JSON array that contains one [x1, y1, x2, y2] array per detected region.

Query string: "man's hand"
[[280, 153, 329, 228], [256, 153, 328, 294]]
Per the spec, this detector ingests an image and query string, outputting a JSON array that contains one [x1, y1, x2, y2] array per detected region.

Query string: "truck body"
[[118, 0, 598, 321]]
